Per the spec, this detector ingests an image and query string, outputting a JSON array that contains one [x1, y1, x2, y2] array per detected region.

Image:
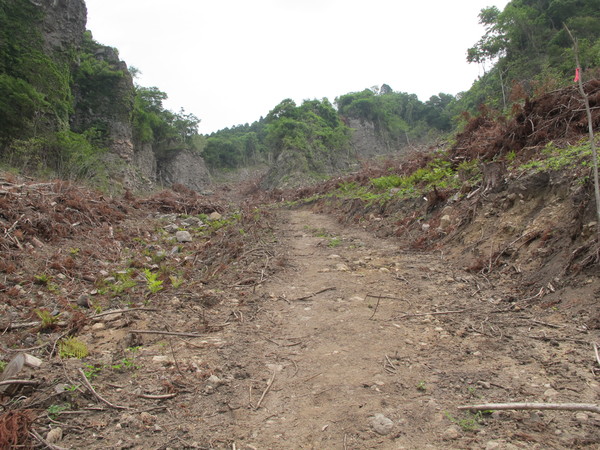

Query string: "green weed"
[[328, 237, 342, 248], [143, 268, 163, 294], [47, 403, 71, 419], [34, 309, 58, 329], [82, 363, 102, 380], [445, 411, 487, 432]]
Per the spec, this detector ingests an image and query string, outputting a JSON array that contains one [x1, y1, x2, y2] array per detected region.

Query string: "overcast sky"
[[85, 0, 510, 134]]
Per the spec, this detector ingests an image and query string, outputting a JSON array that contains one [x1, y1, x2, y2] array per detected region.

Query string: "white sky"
[[85, 0, 510, 134]]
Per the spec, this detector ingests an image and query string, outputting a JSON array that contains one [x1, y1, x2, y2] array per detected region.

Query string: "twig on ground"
[[91, 308, 158, 319], [130, 330, 207, 338], [396, 309, 469, 319], [0, 379, 40, 387], [77, 368, 129, 410], [369, 295, 382, 320], [593, 342, 600, 367], [168, 337, 184, 377], [30, 429, 68, 450], [385, 355, 397, 371], [529, 319, 564, 329], [255, 371, 276, 410], [303, 373, 322, 382], [459, 402, 600, 414], [137, 393, 178, 400], [293, 287, 336, 301]]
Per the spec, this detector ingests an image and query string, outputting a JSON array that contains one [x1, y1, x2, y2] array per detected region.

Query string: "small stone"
[[336, 263, 349, 272], [422, 223, 430, 232], [91, 322, 106, 331], [440, 215, 452, 230], [379, 267, 390, 273], [442, 425, 461, 440], [543, 388, 559, 399], [327, 254, 341, 259], [164, 224, 179, 233], [477, 381, 491, 389], [485, 441, 501, 450], [207, 375, 222, 386], [175, 231, 192, 243], [209, 212, 222, 220], [152, 355, 170, 363], [349, 296, 363, 302], [575, 412, 588, 423], [170, 246, 180, 255], [369, 413, 393, 435], [76, 295, 90, 308], [46, 427, 63, 444], [266, 364, 284, 373]]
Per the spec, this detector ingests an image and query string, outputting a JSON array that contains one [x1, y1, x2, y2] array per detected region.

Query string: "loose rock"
[[369, 413, 394, 435], [175, 230, 193, 243], [46, 427, 63, 444], [442, 425, 461, 440]]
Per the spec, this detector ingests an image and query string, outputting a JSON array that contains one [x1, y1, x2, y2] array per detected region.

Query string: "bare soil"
[[4, 202, 598, 449]]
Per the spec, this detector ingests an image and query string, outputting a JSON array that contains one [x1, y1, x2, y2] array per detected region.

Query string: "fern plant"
[[58, 336, 89, 359], [143, 268, 163, 294]]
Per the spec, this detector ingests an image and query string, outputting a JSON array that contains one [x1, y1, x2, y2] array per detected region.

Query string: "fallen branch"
[[0, 379, 40, 387], [255, 371, 276, 410], [77, 368, 129, 410], [293, 287, 336, 301], [130, 330, 207, 338], [459, 402, 600, 414], [396, 309, 468, 319], [594, 342, 600, 367], [91, 308, 158, 319], [137, 393, 178, 400], [1, 321, 67, 331]]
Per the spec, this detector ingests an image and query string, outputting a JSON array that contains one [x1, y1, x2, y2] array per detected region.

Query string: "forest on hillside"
[[202, 0, 600, 173]]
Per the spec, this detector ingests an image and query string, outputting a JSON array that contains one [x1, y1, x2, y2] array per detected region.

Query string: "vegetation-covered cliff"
[[0, 0, 209, 192]]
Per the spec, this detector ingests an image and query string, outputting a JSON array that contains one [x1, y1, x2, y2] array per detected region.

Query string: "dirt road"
[[52, 208, 599, 449], [198, 209, 599, 449]]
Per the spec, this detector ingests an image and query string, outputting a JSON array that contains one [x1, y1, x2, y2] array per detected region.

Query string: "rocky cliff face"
[[347, 118, 405, 158], [158, 149, 212, 193], [37, 0, 87, 53]]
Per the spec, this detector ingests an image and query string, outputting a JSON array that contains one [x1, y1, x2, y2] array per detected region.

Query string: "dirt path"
[[44, 207, 599, 449], [203, 209, 599, 449]]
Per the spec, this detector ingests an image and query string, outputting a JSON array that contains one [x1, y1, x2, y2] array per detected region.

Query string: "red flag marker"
[[574, 67, 580, 82]]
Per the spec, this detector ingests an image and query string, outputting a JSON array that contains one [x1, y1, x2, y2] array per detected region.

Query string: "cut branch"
[[130, 330, 207, 338], [459, 402, 600, 414]]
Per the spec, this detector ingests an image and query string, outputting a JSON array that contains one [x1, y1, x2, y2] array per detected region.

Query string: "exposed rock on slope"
[[347, 117, 395, 156], [158, 149, 212, 193]]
